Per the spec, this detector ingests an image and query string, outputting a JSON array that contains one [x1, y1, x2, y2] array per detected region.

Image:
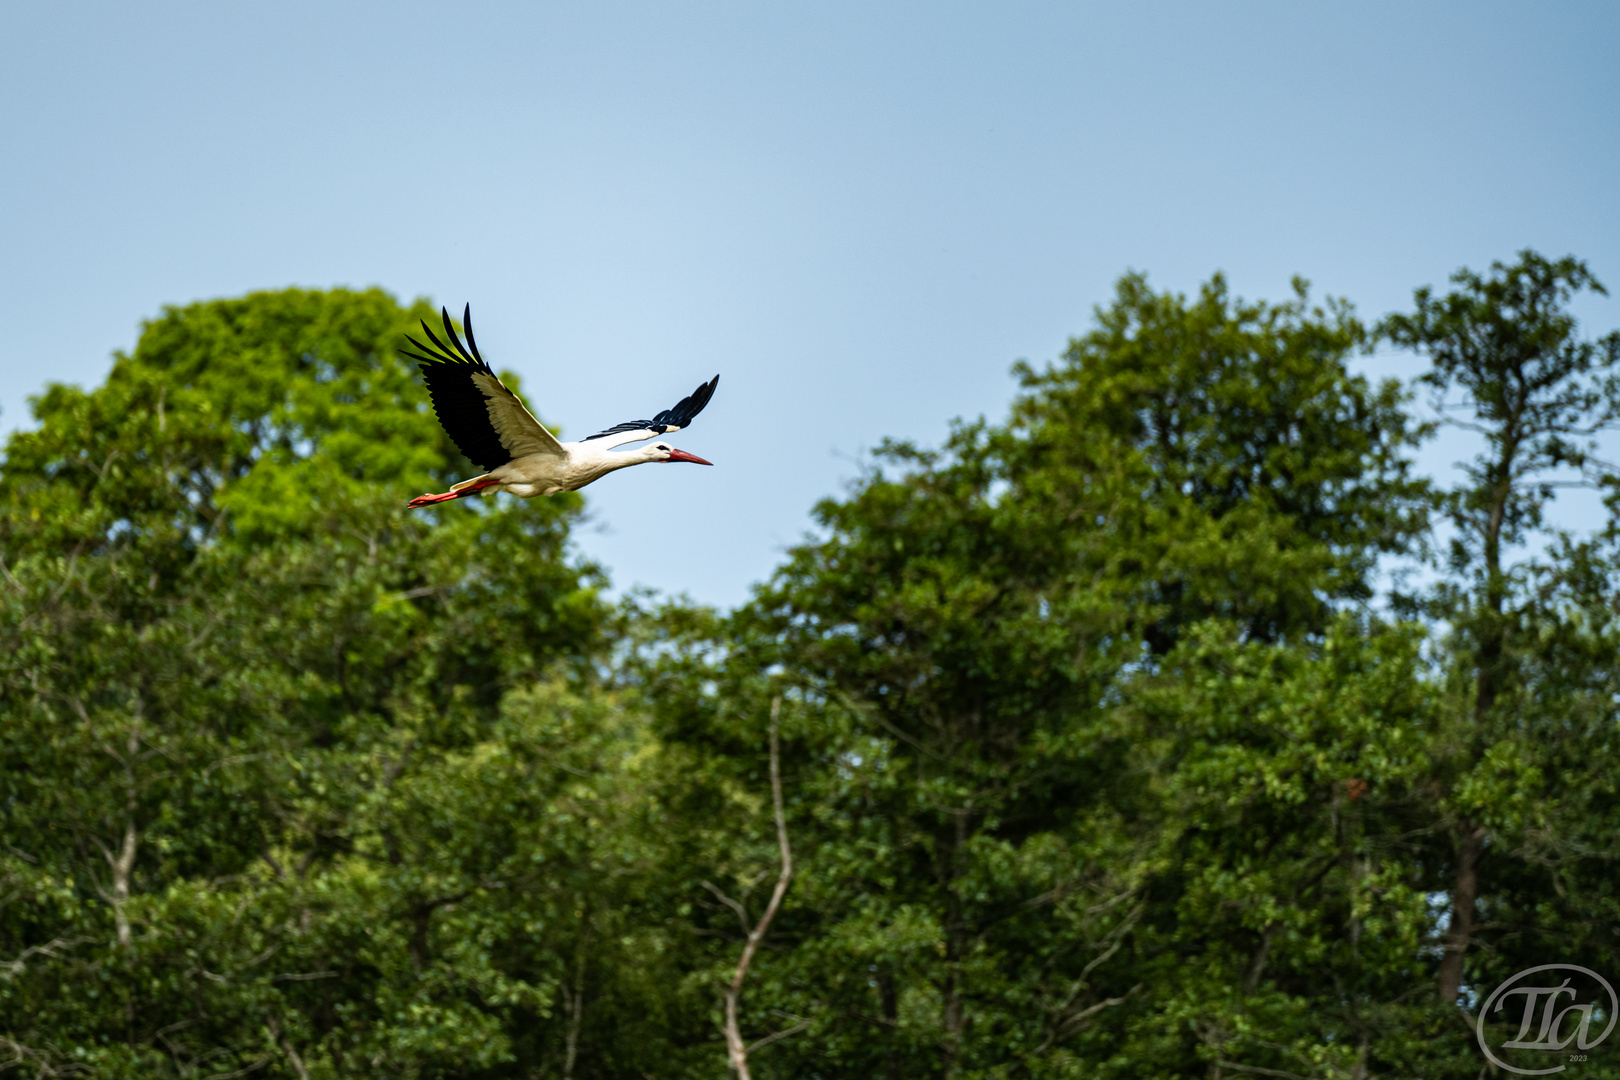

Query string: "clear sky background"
[[3, 2, 1617, 608]]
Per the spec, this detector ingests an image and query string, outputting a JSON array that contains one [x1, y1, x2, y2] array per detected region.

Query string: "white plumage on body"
[[452, 433, 706, 500]]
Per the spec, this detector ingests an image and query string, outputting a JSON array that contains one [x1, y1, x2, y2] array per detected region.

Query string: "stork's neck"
[[574, 441, 664, 472], [621, 443, 667, 468]]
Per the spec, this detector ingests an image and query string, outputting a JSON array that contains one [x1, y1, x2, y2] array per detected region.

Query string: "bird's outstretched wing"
[[401, 305, 565, 471], [584, 375, 720, 447]]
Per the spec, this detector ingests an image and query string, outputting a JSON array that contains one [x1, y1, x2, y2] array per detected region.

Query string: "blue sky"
[[3, 2, 1616, 607]]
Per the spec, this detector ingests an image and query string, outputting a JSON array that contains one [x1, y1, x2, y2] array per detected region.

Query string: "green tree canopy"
[[4, 263, 1619, 1080], [639, 272, 1435, 1078], [0, 289, 658, 1078]]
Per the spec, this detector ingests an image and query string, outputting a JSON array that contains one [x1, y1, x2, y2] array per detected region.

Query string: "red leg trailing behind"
[[406, 479, 502, 509]]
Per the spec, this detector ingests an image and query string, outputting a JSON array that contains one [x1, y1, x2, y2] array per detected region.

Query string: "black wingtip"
[[461, 303, 485, 363], [419, 318, 459, 361], [404, 330, 455, 366], [440, 306, 478, 365], [582, 373, 719, 441]]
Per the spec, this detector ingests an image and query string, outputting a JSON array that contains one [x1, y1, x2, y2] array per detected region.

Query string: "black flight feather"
[[441, 306, 478, 364], [461, 304, 486, 364], [585, 375, 720, 441], [405, 305, 513, 472]]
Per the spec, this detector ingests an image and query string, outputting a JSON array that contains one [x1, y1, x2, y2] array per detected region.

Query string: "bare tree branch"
[[745, 1015, 811, 1055], [0, 1035, 96, 1077], [1215, 1060, 1328, 1080], [268, 1017, 309, 1080], [701, 880, 752, 935], [721, 696, 796, 1080], [0, 936, 87, 976], [199, 1057, 269, 1080], [563, 913, 591, 1080], [1034, 983, 1141, 1056]]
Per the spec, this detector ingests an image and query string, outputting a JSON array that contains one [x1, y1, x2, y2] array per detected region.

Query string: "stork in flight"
[[402, 305, 718, 508]]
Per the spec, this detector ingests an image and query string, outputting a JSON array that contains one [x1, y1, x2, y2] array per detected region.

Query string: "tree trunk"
[[878, 969, 901, 1080], [941, 939, 963, 1080], [1436, 449, 1509, 1002], [1242, 923, 1277, 996], [563, 917, 590, 1080], [1437, 822, 1485, 1003], [109, 818, 137, 948], [940, 808, 969, 1079], [409, 905, 432, 971], [108, 715, 141, 948]]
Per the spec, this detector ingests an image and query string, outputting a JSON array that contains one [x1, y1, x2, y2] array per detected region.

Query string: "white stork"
[[402, 305, 718, 508]]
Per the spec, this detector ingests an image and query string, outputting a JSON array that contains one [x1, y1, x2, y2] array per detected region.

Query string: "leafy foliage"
[[3, 263, 1619, 1079]]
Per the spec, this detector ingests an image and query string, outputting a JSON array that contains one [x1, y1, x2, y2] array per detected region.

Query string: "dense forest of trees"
[[2, 253, 1618, 1079]]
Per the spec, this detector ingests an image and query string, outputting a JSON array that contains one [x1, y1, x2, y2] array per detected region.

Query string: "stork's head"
[[651, 442, 713, 466]]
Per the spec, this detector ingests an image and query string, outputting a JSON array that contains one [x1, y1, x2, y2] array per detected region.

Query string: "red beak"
[[666, 448, 713, 465]]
